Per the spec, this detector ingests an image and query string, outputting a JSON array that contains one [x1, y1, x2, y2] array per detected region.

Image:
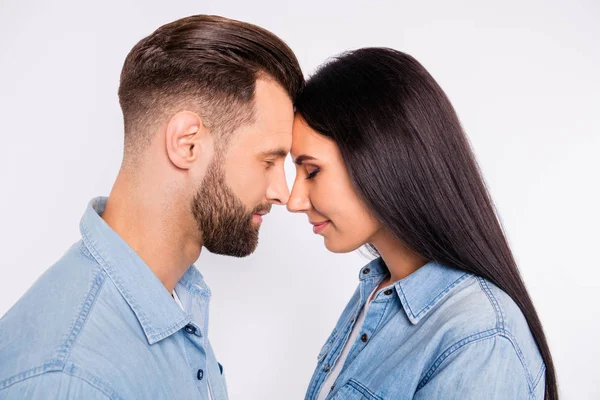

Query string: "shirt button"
[[362, 268, 371, 275], [384, 289, 393, 295], [184, 325, 196, 334], [361, 333, 368, 342], [324, 364, 330, 372], [197, 369, 204, 380], [330, 385, 335, 391]]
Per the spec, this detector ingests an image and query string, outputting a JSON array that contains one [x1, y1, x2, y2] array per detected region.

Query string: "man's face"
[[192, 78, 294, 257]]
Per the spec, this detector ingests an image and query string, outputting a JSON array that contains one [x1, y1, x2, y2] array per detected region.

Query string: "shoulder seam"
[[416, 330, 537, 398], [416, 328, 501, 390], [0, 365, 120, 399], [54, 267, 107, 365], [78, 241, 96, 261], [399, 273, 473, 322], [532, 362, 546, 390], [499, 331, 537, 395], [477, 278, 539, 394], [63, 363, 122, 399], [477, 277, 505, 331]]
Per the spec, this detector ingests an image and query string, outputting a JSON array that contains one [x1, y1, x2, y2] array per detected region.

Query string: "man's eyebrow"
[[260, 148, 288, 158], [293, 155, 316, 165]]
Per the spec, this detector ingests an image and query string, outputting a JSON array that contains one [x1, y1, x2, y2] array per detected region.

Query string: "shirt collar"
[[358, 257, 389, 280], [395, 260, 472, 324], [80, 197, 209, 344], [359, 257, 472, 325]]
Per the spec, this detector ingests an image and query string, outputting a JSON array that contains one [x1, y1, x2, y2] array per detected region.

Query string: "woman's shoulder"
[[422, 275, 546, 394]]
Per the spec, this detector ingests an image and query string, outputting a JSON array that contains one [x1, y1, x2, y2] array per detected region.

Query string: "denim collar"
[[359, 257, 472, 324], [79, 197, 210, 344]]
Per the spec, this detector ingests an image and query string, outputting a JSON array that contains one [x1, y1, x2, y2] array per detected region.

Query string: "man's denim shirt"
[[306, 258, 546, 400], [0, 197, 228, 399]]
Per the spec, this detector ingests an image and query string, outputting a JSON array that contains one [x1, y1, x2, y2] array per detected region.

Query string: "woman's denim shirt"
[[305, 258, 546, 400]]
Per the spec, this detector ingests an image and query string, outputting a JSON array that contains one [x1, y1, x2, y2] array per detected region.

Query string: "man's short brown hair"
[[118, 15, 303, 157]]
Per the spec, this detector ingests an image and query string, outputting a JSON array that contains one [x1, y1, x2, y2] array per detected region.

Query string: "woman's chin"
[[323, 236, 364, 254]]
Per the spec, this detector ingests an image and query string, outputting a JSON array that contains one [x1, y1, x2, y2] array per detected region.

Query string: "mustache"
[[250, 203, 271, 215]]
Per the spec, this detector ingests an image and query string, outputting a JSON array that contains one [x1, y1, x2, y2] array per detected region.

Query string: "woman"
[[288, 48, 557, 400]]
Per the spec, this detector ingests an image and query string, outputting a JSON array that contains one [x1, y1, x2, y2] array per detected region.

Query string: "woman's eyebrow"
[[293, 154, 317, 165]]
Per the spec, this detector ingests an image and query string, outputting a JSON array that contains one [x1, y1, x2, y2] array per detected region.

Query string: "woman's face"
[[288, 115, 383, 253]]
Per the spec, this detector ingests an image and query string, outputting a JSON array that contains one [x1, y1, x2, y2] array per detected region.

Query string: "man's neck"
[[101, 173, 202, 293]]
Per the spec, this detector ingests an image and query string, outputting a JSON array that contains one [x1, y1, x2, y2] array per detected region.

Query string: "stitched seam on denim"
[[178, 268, 211, 296], [80, 223, 187, 343], [500, 331, 536, 394], [54, 268, 107, 365], [148, 320, 191, 343], [306, 367, 321, 400], [0, 363, 62, 390], [532, 362, 546, 390], [78, 241, 96, 261], [366, 297, 393, 341], [477, 277, 504, 331], [310, 328, 338, 399], [309, 341, 335, 397], [60, 365, 121, 399], [358, 259, 387, 281], [373, 297, 392, 333], [396, 283, 414, 318], [346, 379, 384, 400], [342, 303, 361, 332], [345, 297, 392, 368], [401, 273, 472, 321], [318, 321, 355, 397], [80, 223, 152, 336], [0, 366, 118, 399], [359, 271, 387, 281], [183, 334, 200, 394], [318, 328, 337, 361], [416, 328, 500, 390]]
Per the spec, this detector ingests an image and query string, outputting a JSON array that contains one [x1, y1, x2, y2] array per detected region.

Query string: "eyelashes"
[[306, 167, 320, 180]]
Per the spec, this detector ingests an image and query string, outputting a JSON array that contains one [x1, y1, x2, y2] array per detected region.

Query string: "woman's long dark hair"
[[295, 48, 557, 400]]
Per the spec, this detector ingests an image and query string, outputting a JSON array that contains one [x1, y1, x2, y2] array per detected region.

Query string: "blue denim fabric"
[[0, 197, 228, 399], [306, 258, 546, 400]]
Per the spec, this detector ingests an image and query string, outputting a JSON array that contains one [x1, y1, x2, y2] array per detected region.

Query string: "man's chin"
[[204, 238, 259, 258]]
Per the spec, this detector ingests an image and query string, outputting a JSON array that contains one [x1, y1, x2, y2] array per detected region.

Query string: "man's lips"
[[252, 210, 270, 223]]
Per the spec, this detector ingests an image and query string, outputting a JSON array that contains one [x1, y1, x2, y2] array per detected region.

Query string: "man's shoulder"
[[0, 241, 112, 385]]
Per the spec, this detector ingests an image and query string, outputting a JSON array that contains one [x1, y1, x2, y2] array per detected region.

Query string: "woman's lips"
[[311, 220, 330, 234]]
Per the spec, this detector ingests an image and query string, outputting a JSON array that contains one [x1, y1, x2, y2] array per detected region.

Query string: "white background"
[[1, 0, 599, 398]]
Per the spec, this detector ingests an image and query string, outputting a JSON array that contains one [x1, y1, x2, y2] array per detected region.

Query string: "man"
[[0, 15, 303, 399]]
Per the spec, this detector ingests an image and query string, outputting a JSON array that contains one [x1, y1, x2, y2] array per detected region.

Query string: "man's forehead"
[[253, 81, 294, 129], [254, 107, 294, 131], [233, 113, 292, 141], [230, 123, 292, 158]]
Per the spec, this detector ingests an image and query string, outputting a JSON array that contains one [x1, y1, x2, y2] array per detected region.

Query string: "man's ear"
[[165, 111, 212, 170]]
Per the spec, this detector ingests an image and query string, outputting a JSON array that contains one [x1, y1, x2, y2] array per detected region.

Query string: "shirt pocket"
[[317, 328, 338, 362], [331, 379, 383, 400]]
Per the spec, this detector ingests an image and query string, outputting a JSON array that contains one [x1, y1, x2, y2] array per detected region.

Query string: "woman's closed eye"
[[305, 166, 320, 180]]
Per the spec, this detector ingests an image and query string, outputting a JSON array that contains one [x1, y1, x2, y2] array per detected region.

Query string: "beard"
[[191, 158, 270, 258]]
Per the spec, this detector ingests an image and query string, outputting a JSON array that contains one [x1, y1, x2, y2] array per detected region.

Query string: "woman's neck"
[[370, 229, 428, 288]]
